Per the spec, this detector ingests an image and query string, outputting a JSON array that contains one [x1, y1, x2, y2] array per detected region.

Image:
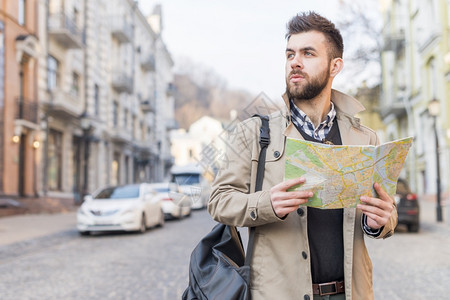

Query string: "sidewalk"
[[0, 196, 78, 246], [0, 196, 77, 218], [0, 212, 77, 246], [0, 195, 448, 248]]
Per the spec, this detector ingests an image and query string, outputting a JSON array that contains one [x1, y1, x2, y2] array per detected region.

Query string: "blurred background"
[[0, 0, 449, 298], [1, 0, 448, 218]]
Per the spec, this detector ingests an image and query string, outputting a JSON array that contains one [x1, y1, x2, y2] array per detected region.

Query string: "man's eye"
[[287, 53, 294, 59]]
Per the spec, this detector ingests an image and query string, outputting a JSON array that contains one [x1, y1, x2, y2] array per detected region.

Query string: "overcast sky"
[[139, 1, 359, 100]]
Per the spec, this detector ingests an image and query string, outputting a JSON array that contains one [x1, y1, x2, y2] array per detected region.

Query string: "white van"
[[170, 164, 211, 209]]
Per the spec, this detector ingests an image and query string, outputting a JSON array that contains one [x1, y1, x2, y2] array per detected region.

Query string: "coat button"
[[297, 208, 304, 216], [274, 151, 280, 158], [302, 251, 307, 259], [304, 295, 310, 300]]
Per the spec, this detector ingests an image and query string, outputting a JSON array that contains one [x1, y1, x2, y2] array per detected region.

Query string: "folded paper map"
[[284, 137, 413, 209]]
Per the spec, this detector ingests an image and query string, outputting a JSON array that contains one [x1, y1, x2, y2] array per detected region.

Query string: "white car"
[[77, 183, 164, 235], [148, 182, 192, 219]]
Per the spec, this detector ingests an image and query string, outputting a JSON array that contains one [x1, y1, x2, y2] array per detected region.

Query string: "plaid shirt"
[[289, 99, 336, 141]]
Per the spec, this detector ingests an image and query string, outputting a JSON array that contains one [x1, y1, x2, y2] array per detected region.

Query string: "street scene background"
[[1, 0, 450, 299], [0, 200, 449, 299]]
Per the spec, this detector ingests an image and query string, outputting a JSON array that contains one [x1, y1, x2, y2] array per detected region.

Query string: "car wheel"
[[79, 231, 90, 236], [407, 223, 419, 233], [139, 214, 146, 233], [157, 210, 165, 227]]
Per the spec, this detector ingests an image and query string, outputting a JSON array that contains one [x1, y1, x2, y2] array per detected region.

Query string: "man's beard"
[[286, 66, 330, 101]]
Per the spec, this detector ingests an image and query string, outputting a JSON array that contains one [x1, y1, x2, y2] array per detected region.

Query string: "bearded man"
[[208, 11, 397, 300]]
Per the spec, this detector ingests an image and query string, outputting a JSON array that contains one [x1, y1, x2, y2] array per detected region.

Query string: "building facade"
[[0, 0, 40, 197], [380, 0, 449, 197], [0, 0, 174, 202]]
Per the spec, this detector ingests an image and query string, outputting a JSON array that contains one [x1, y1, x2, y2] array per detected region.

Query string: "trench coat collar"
[[281, 89, 366, 141], [281, 89, 365, 118]]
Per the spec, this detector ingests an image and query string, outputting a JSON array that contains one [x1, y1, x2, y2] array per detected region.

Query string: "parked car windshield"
[[172, 174, 200, 185], [94, 185, 140, 199], [152, 187, 170, 193]]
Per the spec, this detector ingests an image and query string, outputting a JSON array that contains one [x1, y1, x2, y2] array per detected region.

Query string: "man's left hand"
[[357, 182, 395, 230]]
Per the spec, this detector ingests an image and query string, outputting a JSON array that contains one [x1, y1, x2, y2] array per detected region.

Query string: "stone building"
[[380, 0, 449, 197], [0, 0, 40, 197], [0, 0, 174, 203]]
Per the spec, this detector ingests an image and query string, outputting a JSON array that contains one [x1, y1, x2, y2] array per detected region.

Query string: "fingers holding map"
[[284, 137, 413, 209]]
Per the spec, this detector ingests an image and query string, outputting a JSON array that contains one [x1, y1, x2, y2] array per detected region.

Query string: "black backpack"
[[182, 115, 270, 300]]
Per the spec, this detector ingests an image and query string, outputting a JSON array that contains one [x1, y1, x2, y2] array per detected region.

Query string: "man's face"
[[285, 31, 332, 100]]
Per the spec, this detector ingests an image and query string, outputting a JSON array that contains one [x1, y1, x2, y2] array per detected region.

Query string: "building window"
[[112, 153, 120, 186], [73, 7, 79, 28], [47, 55, 59, 91], [48, 129, 63, 191], [18, 0, 26, 26], [141, 122, 145, 141], [113, 102, 118, 127], [124, 109, 128, 129], [94, 84, 100, 116], [71, 72, 80, 97], [133, 116, 137, 139]]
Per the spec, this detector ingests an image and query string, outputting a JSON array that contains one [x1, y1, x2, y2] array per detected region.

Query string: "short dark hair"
[[286, 12, 343, 59]]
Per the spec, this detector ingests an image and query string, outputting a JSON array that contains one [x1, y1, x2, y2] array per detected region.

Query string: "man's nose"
[[290, 55, 303, 69]]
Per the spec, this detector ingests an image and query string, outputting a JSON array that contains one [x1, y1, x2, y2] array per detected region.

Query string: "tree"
[[334, 0, 383, 93]]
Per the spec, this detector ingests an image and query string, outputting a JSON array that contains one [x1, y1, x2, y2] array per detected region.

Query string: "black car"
[[394, 178, 420, 232]]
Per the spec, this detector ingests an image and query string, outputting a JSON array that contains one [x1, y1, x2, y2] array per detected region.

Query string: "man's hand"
[[270, 177, 313, 218], [357, 182, 395, 230]]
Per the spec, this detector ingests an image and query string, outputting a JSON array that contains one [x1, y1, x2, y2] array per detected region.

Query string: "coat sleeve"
[[207, 119, 283, 227], [361, 128, 398, 239]]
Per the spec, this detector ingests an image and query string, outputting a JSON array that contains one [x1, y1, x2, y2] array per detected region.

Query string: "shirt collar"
[[289, 98, 336, 130]]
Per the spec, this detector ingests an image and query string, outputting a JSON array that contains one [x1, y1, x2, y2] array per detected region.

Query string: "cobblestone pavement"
[[0, 209, 216, 300], [0, 201, 448, 299], [367, 199, 450, 299]]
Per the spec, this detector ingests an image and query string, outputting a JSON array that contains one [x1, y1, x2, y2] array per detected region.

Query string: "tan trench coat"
[[208, 89, 397, 300]]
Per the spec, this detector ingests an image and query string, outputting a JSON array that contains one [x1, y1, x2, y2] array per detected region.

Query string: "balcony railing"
[[166, 118, 178, 130], [110, 17, 133, 44], [166, 83, 176, 96], [45, 88, 84, 118], [140, 98, 155, 113], [111, 72, 133, 94], [48, 13, 84, 49], [16, 98, 38, 124], [141, 54, 156, 72]]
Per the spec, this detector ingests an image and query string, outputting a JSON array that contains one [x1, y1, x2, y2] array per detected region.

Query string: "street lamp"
[[80, 115, 92, 203], [428, 98, 443, 222]]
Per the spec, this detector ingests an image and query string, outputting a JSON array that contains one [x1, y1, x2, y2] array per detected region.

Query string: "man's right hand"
[[270, 177, 313, 218]]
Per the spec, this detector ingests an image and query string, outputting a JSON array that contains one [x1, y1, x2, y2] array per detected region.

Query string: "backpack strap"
[[245, 114, 270, 266]]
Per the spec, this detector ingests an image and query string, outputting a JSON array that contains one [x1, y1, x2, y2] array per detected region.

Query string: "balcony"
[[166, 118, 178, 130], [141, 54, 156, 72], [45, 88, 84, 118], [15, 98, 38, 124], [110, 17, 133, 44], [111, 72, 133, 94], [48, 13, 84, 49], [380, 96, 407, 119], [383, 29, 405, 53], [166, 83, 176, 96], [110, 127, 132, 144], [140, 98, 155, 113]]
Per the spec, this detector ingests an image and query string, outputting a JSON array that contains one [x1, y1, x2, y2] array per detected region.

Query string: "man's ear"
[[330, 58, 344, 78]]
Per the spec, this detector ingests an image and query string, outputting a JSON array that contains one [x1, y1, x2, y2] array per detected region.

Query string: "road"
[[0, 200, 449, 299], [0, 210, 216, 300], [367, 199, 450, 299]]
